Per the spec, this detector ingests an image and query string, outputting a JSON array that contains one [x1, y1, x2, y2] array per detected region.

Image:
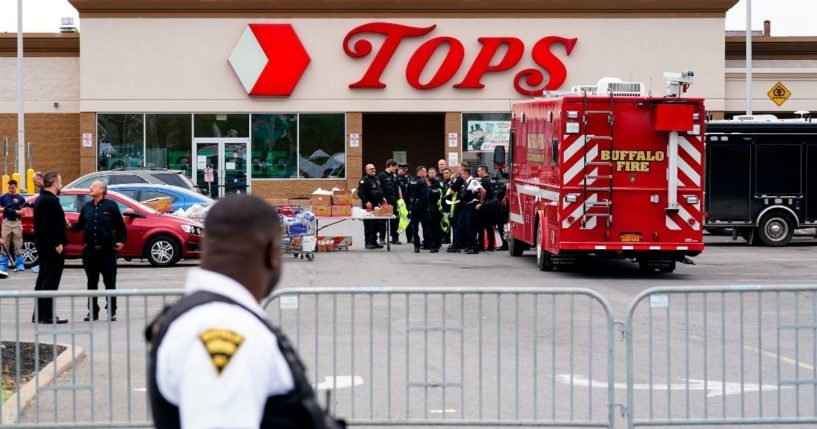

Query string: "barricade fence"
[[0, 290, 182, 429], [262, 287, 616, 427], [0, 286, 816, 428], [624, 286, 817, 428]]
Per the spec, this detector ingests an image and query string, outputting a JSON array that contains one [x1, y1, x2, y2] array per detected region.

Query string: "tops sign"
[[229, 22, 577, 97], [344, 22, 577, 96]]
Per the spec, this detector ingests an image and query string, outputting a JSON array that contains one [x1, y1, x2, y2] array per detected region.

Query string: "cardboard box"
[[310, 192, 332, 207], [142, 196, 173, 212], [332, 189, 353, 205], [312, 205, 332, 217], [331, 205, 352, 217], [317, 235, 352, 250]]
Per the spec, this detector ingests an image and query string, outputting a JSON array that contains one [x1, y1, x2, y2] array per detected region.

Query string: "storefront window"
[[462, 112, 511, 175], [298, 114, 345, 179], [146, 114, 192, 176], [251, 114, 298, 178], [193, 114, 249, 138], [97, 114, 144, 171]]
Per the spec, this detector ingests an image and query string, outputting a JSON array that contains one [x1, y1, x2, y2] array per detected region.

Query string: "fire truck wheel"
[[638, 259, 653, 272], [659, 261, 676, 273], [508, 235, 524, 257], [535, 227, 554, 271], [758, 212, 794, 247]]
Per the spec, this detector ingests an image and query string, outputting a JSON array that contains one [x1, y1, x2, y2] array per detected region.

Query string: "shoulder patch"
[[199, 328, 245, 375]]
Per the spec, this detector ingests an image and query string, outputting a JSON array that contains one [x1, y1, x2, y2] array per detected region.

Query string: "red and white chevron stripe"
[[561, 134, 602, 230]]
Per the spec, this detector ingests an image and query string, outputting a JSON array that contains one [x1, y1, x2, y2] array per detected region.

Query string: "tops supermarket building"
[[1, 0, 816, 198]]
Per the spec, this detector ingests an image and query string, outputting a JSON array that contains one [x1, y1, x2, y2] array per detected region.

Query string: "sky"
[[0, 0, 815, 36]]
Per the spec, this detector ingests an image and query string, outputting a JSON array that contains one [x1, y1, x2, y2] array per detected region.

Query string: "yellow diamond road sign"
[[767, 82, 791, 107]]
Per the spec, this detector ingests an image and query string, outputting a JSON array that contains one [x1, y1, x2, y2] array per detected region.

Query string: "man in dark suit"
[[32, 171, 69, 324]]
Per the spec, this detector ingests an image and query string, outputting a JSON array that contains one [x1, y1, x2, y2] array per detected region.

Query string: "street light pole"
[[16, 0, 26, 178], [745, 0, 753, 116]]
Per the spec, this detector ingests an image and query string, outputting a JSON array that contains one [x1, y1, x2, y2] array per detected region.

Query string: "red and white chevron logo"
[[228, 24, 311, 96]]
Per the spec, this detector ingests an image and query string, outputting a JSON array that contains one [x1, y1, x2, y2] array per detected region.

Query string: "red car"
[[21, 189, 203, 267]]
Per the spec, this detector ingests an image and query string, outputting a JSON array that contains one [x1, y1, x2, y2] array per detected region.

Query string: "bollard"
[[12, 172, 20, 188], [1, 174, 8, 194], [26, 168, 34, 194]]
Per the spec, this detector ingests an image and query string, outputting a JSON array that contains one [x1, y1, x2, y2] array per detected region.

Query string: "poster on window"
[[466, 121, 511, 152]]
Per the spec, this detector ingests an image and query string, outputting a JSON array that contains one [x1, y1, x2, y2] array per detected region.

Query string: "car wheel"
[[145, 235, 181, 267], [21, 239, 39, 268]]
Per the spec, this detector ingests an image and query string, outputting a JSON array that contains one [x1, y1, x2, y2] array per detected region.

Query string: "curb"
[[2, 344, 86, 424]]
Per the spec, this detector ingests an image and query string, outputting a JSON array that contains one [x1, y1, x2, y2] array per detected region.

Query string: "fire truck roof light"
[[685, 195, 699, 205], [567, 111, 579, 119]]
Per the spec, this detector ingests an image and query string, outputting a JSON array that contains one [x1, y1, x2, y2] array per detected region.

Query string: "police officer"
[[446, 162, 468, 253], [426, 176, 444, 253], [146, 195, 344, 429], [406, 166, 430, 252], [395, 164, 412, 241], [358, 164, 386, 250], [0, 179, 28, 272], [460, 167, 485, 254], [440, 168, 453, 244], [377, 159, 400, 245], [476, 165, 497, 251], [69, 180, 126, 321]]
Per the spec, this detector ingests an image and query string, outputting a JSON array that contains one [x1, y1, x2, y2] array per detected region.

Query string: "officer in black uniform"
[[494, 167, 510, 251], [405, 166, 430, 252], [69, 180, 127, 321], [440, 168, 453, 244], [357, 164, 386, 250], [426, 176, 444, 253], [476, 165, 497, 251], [446, 163, 468, 253], [395, 164, 412, 241], [459, 167, 484, 254], [377, 159, 400, 245]]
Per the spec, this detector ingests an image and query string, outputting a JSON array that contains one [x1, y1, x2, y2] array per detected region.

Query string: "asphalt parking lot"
[[3, 225, 817, 427]]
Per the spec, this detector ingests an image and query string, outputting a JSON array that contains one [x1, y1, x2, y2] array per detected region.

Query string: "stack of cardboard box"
[[310, 190, 332, 216], [331, 189, 352, 217]]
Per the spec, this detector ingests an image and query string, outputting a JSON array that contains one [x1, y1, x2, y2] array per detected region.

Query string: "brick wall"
[[0, 113, 80, 183]]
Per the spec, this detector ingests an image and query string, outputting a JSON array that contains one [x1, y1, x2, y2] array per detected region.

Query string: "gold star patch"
[[199, 329, 244, 375]]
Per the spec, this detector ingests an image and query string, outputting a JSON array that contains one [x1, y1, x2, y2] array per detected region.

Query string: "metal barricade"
[[263, 287, 616, 428], [0, 290, 182, 428], [624, 285, 817, 428]]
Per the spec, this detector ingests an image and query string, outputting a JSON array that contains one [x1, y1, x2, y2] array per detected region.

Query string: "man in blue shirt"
[[0, 179, 28, 272]]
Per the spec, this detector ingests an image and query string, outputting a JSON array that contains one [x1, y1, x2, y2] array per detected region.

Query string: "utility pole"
[[16, 0, 26, 177], [745, 0, 753, 115]]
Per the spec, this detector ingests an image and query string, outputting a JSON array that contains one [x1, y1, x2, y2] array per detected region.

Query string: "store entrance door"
[[192, 138, 250, 198]]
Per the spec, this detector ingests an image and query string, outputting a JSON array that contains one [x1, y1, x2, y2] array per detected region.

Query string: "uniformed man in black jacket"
[[476, 165, 497, 251], [32, 171, 69, 324], [396, 164, 412, 241], [427, 176, 444, 252], [377, 159, 400, 245], [446, 163, 468, 253], [405, 166, 430, 252], [358, 164, 386, 250], [460, 167, 485, 254], [69, 180, 127, 321]]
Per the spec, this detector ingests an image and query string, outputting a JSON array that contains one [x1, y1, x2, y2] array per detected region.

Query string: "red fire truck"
[[503, 74, 706, 273]]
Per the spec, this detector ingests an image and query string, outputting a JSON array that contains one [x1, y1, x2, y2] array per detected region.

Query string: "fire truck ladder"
[[581, 90, 615, 228]]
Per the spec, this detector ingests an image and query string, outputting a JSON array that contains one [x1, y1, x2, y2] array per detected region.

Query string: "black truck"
[[705, 118, 817, 246]]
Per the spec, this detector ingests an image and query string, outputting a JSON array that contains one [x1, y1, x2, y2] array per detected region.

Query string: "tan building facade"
[[1, 0, 816, 197]]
